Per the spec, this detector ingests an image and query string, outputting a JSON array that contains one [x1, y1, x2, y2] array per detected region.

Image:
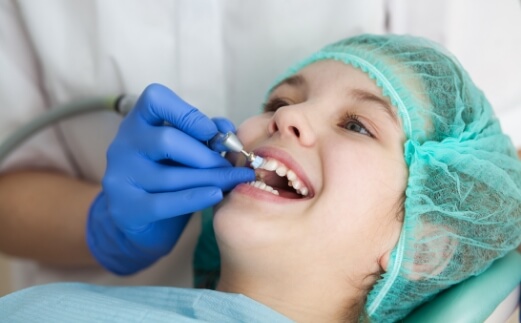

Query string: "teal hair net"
[[270, 34, 521, 321]]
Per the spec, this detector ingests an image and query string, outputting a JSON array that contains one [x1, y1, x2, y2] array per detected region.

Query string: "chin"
[[213, 196, 285, 252], [214, 199, 261, 249]]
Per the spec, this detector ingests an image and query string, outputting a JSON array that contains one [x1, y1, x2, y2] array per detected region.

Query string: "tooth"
[[275, 165, 288, 177], [263, 159, 278, 171], [248, 180, 280, 196], [286, 170, 297, 181], [254, 157, 310, 198]]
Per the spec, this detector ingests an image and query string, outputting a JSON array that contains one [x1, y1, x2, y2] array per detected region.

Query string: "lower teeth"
[[248, 181, 279, 195]]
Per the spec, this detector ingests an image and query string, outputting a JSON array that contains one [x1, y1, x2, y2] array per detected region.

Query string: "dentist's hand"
[[86, 84, 255, 275]]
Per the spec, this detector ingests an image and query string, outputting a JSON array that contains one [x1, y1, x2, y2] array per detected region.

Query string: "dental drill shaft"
[[240, 150, 264, 169], [208, 131, 264, 169]]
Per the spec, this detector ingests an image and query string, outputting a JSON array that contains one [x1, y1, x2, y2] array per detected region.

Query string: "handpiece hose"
[[0, 95, 136, 165]]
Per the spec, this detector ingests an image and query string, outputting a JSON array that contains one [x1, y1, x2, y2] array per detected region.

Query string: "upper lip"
[[252, 146, 315, 198]]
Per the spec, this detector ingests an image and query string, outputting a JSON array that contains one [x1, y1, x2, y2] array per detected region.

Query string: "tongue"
[[276, 189, 302, 199]]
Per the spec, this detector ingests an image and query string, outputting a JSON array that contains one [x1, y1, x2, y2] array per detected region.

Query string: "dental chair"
[[403, 250, 521, 322]]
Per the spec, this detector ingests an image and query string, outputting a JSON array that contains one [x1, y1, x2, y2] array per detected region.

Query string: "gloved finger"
[[123, 214, 191, 254], [133, 163, 255, 193], [113, 187, 224, 228], [212, 117, 236, 134], [129, 126, 231, 168], [132, 83, 218, 141]]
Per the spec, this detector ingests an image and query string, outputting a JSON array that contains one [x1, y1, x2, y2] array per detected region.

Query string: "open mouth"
[[247, 157, 312, 199]]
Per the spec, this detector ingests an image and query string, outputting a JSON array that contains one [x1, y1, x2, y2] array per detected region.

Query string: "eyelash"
[[262, 97, 374, 138], [340, 114, 374, 138], [263, 97, 290, 112]]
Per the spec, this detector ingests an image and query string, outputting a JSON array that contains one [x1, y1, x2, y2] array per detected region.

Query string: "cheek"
[[319, 146, 406, 225], [311, 152, 405, 262], [325, 153, 383, 201], [236, 115, 270, 149]]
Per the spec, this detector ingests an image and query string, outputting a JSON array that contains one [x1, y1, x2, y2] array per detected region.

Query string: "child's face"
[[215, 60, 408, 279]]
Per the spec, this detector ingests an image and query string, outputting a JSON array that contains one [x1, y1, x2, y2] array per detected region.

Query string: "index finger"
[[134, 83, 218, 141]]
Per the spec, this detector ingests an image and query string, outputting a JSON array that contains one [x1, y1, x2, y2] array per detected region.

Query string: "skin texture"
[[214, 61, 408, 322], [0, 170, 99, 266]]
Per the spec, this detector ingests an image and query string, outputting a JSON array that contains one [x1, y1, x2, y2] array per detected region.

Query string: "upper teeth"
[[248, 157, 309, 196]]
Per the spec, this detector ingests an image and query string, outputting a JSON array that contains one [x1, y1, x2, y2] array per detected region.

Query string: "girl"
[[2, 34, 521, 323]]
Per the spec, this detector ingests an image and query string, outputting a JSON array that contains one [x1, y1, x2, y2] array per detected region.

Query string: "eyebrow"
[[272, 75, 306, 91], [349, 88, 399, 126]]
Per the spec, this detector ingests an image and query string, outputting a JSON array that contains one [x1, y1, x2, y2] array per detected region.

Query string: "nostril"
[[270, 122, 279, 134], [291, 126, 300, 138]]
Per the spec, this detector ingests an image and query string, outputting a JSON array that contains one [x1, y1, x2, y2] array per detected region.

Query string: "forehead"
[[293, 60, 383, 95]]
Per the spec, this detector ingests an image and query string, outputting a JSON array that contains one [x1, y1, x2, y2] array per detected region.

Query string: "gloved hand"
[[87, 84, 255, 275]]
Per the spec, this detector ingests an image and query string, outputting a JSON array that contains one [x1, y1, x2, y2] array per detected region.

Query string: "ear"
[[406, 222, 458, 280], [379, 248, 393, 272], [377, 219, 404, 273], [378, 222, 458, 280]]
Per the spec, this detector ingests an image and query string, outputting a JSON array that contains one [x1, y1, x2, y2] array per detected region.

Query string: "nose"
[[267, 105, 316, 146]]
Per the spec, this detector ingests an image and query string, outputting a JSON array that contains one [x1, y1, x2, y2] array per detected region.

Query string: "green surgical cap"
[[271, 34, 521, 321]]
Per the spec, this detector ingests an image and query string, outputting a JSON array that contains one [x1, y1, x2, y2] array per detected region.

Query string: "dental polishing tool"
[[209, 132, 264, 169]]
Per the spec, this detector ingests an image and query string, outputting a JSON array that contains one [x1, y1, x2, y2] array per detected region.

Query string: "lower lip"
[[233, 183, 309, 203]]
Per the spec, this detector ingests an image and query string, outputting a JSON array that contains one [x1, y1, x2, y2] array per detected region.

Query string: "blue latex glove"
[[87, 84, 255, 275]]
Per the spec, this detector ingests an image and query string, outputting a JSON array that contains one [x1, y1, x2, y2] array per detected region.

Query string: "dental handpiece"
[[209, 132, 264, 169]]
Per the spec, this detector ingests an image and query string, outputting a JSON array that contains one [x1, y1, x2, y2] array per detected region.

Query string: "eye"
[[263, 97, 290, 113], [341, 114, 373, 137]]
